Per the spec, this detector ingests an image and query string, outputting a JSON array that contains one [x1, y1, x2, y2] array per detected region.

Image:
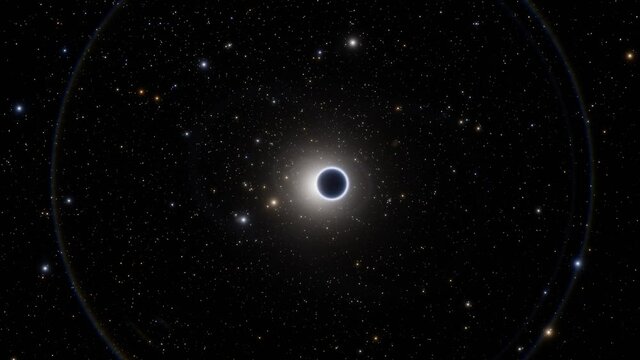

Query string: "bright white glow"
[[315, 166, 349, 201], [284, 149, 363, 218]]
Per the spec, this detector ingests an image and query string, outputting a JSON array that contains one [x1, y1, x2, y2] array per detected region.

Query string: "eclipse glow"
[[286, 150, 365, 217], [315, 166, 349, 201]]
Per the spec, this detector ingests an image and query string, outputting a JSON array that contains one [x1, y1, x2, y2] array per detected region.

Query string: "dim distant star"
[[236, 214, 249, 225]]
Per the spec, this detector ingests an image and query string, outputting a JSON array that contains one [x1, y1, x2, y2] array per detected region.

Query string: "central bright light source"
[[315, 167, 349, 201]]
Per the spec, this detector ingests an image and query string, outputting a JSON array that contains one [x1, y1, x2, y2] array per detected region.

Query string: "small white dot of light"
[[348, 38, 358, 47], [42, 265, 49, 272], [200, 60, 208, 69], [65, 198, 72, 204], [16, 105, 23, 112], [574, 259, 582, 268]]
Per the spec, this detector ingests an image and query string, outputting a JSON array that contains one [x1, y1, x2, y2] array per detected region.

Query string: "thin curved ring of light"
[[315, 166, 349, 201]]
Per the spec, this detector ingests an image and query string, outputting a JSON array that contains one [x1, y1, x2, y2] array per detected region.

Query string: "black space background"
[[1, 0, 638, 358]]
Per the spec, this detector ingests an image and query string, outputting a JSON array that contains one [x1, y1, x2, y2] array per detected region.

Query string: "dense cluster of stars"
[[13, 0, 640, 358], [44, 1, 597, 358]]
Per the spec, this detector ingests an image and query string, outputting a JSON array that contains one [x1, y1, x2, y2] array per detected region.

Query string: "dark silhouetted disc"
[[316, 168, 348, 200]]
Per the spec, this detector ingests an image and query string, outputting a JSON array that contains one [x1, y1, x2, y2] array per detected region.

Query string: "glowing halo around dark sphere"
[[315, 167, 349, 201], [50, 1, 593, 359]]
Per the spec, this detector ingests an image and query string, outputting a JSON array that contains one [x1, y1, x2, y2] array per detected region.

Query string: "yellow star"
[[626, 51, 635, 62]]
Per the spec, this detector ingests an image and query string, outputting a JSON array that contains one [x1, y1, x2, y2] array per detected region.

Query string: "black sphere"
[[316, 168, 348, 200]]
